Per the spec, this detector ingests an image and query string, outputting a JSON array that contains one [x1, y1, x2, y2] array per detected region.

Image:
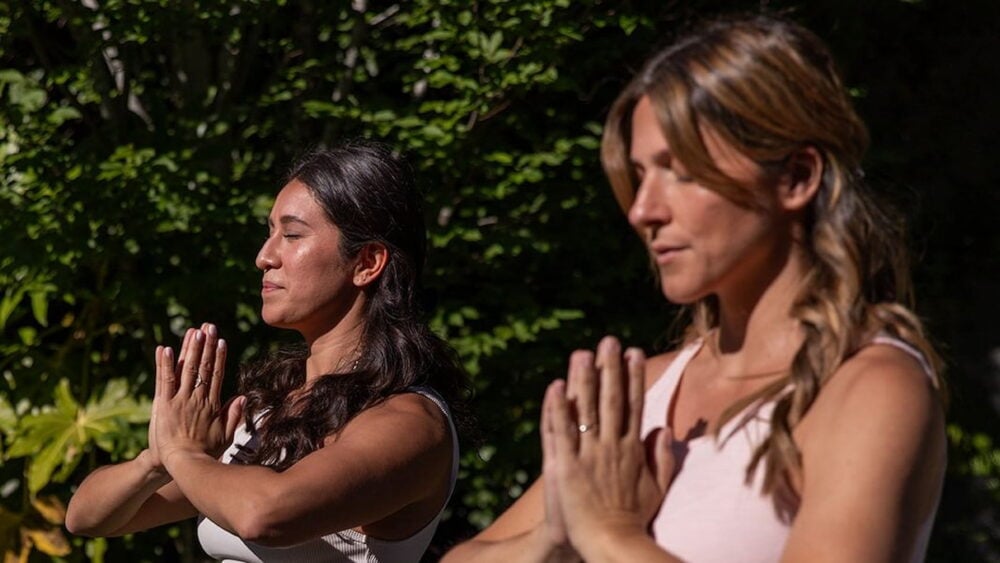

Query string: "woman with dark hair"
[[67, 141, 469, 562], [445, 15, 946, 563]]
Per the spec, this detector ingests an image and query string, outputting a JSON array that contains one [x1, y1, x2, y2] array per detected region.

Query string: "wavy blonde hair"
[[601, 15, 945, 494]]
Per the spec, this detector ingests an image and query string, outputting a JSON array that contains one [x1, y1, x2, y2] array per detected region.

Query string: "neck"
[[301, 297, 367, 383], [710, 244, 809, 376]]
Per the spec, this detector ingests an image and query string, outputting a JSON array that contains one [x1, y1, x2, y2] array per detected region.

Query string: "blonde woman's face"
[[626, 96, 787, 304]]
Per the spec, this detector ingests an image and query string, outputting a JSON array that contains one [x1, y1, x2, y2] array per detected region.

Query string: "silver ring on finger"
[[193, 377, 206, 389], [578, 422, 598, 434]]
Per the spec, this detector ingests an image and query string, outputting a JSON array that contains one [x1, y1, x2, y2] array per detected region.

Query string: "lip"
[[649, 244, 687, 265], [261, 281, 283, 294]]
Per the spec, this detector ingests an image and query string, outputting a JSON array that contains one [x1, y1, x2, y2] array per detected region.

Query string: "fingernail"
[[218, 338, 226, 349], [603, 335, 620, 353], [195, 331, 203, 342], [207, 324, 217, 337]]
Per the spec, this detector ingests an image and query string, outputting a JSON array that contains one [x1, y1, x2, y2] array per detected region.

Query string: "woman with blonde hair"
[[445, 14, 946, 562]]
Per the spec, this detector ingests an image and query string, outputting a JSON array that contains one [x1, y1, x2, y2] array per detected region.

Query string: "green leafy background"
[[0, 1, 997, 561]]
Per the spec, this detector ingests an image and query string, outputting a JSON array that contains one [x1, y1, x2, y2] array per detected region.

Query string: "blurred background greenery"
[[0, 0, 996, 561]]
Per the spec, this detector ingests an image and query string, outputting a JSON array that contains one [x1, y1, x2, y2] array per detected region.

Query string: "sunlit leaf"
[[21, 527, 69, 556], [7, 380, 150, 492], [28, 496, 65, 526]]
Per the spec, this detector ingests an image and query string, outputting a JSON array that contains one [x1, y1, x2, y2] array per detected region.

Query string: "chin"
[[658, 283, 709, 306], [260, 309, 288, 329]]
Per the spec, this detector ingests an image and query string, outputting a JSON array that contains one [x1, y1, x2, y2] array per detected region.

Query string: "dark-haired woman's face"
[[627, 96, 785, 304], [255, 180, 361, 338]]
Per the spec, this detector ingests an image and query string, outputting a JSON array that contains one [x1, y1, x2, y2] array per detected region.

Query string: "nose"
[[627, 174, 670, 235], [255, 235, 280, 272]]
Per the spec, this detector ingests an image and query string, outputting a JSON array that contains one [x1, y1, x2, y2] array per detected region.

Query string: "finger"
[[209, 337, 227, 407], [567, 350, 599, 448], [154, 346, 163, 401], [596, 336, 625, 440], [223, 395, 246, 444], [540, 396, 569, 545], [174, 328, 195, 380], [541, 385, 556, 467], [546, 379, 579, 457], [179, 329, 206, 395], [160, 346, 178, 398], [195, 325, 218, 398], [624, 347, 647, 439]]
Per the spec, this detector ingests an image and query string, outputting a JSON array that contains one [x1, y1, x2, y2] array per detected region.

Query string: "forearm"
[[574, 526, 680, 563], [164, 449, 280, 540], [443, 527, 581, 563], [66, 449, 172, 536]]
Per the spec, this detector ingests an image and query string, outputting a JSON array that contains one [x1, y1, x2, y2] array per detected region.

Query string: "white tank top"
[[197, 386, 459, 563], [640, 335, 942, 562]]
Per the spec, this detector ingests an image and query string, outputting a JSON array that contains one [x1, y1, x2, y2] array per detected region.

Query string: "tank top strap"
[[404, 386, 460, 496], [867, 333, 935, 381], [642, 339, 705, 438]]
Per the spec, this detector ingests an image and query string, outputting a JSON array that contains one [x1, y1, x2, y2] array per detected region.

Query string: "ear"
[[353, 242, 389, 288], [778, 146, 823, 212]]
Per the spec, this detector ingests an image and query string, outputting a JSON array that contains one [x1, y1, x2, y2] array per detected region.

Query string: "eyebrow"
[[629, 149, 672, 167], [267, 215, 311, 228]]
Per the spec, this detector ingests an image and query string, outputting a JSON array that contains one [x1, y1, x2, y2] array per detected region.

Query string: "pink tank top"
[[639, 336, 940, 562]]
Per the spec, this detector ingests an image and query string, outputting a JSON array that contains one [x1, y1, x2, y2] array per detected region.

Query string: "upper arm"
[[782, 346, 946, 563], [248, 393, 453, 544]]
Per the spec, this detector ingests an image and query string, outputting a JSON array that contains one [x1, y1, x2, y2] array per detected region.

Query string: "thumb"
[[654, 426, 676, 493], [223, 395, 246, 442]]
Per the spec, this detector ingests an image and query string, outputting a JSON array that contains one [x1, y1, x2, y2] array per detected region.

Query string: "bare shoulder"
[[644, 349, 681, 391], [333, 392, 450, 447], [816, 342, 942, 423], [799, 341, 946, 472], [788, 343, 947, 561]]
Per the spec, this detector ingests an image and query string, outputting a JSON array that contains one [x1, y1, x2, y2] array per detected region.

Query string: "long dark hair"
[[238, 141, 471, 471]]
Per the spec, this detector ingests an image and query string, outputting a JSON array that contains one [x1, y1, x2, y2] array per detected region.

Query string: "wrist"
[[574, 521, 650, 563], [529, 527, 578, 563], [136, 449, 171, 484], [160, 442, 210, 473]]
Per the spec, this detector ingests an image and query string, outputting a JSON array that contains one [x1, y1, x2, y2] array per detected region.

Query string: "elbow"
[[64, 518, 88, 537], [65, 512, 118, 539], [64, 501, 98, 537], [234, 515, 278, 546], [231, 499, 303, 548], [236, 519, 301, 548]]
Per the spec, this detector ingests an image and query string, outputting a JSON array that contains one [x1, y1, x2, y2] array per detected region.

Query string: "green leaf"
[[7, 380, 150, 492], [29, 289, 49, 326], [0, 286, 27, 330], [46, 106, 82, 126]]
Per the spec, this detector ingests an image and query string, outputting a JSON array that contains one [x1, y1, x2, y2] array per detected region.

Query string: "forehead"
[[270, 179, 324, 219], [629, 95, 761, 181], [629, 96, 669, 158]]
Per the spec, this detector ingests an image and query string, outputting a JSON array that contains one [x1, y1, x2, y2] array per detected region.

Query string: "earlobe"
[[354, 243, 389, 287], [779, 146, 823, 211]]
